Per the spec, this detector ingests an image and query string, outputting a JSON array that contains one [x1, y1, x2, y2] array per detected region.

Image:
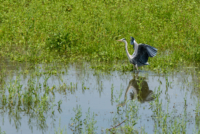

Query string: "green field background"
[[0, 0, 199, 71]]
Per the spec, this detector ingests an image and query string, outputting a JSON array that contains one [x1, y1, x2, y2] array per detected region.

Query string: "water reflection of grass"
[[0, 62, 200, 133], [1, 74, 55, 132]]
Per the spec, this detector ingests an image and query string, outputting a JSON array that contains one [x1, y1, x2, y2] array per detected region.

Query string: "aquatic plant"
[[69, 106, 98, 134]]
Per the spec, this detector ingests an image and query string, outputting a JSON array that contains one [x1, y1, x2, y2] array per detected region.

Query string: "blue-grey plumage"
[[130, 37, 135, 50], [117, 37, 157, 71]]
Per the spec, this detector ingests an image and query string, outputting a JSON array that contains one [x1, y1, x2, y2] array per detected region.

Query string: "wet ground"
[[0, 62, 200, 133]]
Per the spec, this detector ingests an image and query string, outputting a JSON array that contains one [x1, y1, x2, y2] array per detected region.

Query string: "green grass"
[[0, 0, 200, 71]]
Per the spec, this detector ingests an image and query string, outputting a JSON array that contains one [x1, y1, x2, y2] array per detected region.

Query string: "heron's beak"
[[117, 40, 122, 42]]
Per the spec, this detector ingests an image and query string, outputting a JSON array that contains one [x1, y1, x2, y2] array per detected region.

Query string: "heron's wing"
[[145, 92, 154, 102], [130, 37, 134, 45], [135, 44, 149, 64], [130, 37, 135, 49], [145, 45, 157, 57], [135, 44, 157, 64]]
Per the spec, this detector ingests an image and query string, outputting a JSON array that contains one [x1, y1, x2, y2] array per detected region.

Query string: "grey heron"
[[117, 37, 157, 71]]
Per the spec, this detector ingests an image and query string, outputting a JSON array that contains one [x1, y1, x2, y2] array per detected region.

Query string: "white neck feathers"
[[122, 40, 132, 61]]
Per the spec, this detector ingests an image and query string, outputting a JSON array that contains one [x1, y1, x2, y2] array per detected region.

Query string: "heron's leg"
[[135, 64, 138, 71], [136, 71, 139, 77], [133, 65, 135, 70]]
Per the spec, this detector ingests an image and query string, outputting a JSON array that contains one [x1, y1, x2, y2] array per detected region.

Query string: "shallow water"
[[0, 62, 200, 133]]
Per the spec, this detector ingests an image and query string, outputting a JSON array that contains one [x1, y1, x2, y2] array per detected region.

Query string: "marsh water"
[[0, 62, 200, 134]]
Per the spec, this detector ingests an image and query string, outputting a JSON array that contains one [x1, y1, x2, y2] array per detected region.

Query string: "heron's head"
[[130, 37, 135, 45], [117, 38, 126, 42]]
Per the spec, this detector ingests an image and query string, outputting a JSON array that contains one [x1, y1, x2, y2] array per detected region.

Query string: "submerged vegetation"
[[0, 63, 199, 133], [0, 0, 200, 71]]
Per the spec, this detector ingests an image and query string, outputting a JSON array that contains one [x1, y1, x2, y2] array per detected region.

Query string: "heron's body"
[[118, 37, 157, 71]]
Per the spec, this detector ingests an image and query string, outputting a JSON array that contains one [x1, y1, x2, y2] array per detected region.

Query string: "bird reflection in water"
[[118, 74, 154, 107]]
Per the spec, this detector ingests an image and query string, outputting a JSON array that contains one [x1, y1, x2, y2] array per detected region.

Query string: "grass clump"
[[46, 31, 74, 54]]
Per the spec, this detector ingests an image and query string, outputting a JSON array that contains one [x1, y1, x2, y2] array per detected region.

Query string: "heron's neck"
[[125, 85, 137, 101], [133, 40, 139, 56], [123, 40, 132, 60]]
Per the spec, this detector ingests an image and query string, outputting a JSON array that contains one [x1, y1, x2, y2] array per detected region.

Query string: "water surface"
[[0, 62, 199, 133]]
